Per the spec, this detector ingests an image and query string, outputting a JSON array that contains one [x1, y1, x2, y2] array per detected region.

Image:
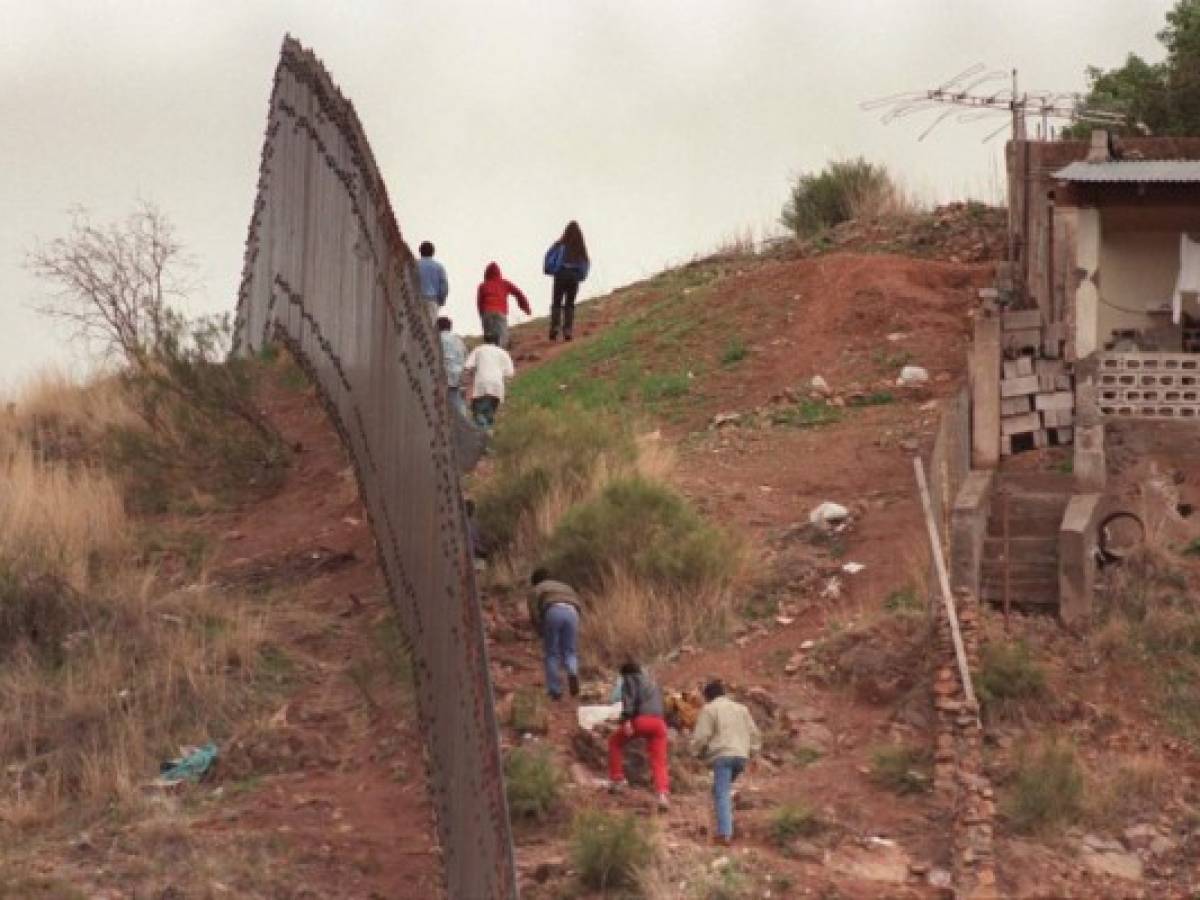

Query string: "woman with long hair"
[[543, 221, 590, 341]]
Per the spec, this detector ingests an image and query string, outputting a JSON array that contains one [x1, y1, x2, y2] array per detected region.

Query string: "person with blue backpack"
[[543, 221, 590, 342]]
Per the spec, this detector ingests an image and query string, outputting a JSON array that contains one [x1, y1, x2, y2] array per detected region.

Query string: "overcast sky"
[[0, 0, 1173, 387]]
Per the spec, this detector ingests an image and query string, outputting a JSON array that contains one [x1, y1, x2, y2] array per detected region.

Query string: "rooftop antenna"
[[862, 64, 1127, 143]]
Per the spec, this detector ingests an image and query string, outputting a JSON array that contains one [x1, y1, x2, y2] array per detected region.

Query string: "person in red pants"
[[607, 661, 670, 811]]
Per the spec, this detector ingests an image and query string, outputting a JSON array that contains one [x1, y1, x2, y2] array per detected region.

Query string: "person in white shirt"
[[438, 316, 468, 421], [463, 332, 515, 433]]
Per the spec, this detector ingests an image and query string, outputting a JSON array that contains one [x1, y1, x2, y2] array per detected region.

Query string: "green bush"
[[977, 640, 1046, 714], [476, 404, 635, 549], [540, 476, 735, 593], [780, 158, 894, 237], [571, 810, 655, 891], [720, 338, 748, 366], [769, 803, 824, 845], [870, 744, 931, 795], [1004, 740, 1084, 834], [504, 747, 563, 824]]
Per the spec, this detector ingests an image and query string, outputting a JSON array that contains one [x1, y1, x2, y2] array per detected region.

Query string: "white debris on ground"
[[809, 501, 849, 529], [896, 365, 930, 386]]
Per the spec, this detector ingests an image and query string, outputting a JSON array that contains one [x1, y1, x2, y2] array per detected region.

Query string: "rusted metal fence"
[[233, 37, 515, 899]]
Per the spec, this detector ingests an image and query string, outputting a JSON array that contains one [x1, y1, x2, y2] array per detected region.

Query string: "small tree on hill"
[[26, 202, 190, 371]]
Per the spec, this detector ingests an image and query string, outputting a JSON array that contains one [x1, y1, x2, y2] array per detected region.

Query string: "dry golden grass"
[[587, 565, 739, 663], [0, 574, 265, 820], [1085, 752, 1173, 825], [0, 447, 127, 589], [846, 177, 923, 225]]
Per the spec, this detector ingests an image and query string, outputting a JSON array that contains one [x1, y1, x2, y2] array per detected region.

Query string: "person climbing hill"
[[416, 241, 448, 321], [691, 679, 761, 846], [608, 661, 670, 812], [462, 332, 514, 433], [476, 261, 530, 349], [527, 569, 582, 701], [543, 221, 590, 342]]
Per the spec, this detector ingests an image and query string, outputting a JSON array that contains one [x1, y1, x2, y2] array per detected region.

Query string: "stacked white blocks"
[[998, 310, 1074, 454]]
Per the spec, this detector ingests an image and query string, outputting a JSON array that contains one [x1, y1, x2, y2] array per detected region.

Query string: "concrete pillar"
[[950, 470, 995, 600], [1074, 207, 1101, 359], [1073, 356, 1106, 491], [971, 313, 1001, 469], [1059, 493, 1103, 630]]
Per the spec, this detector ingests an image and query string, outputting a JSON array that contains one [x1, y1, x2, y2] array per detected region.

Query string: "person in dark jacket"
[[607, 661, 670, 810], [476, 261, 530, 349], [528, 569, 582, 700], [543, 221, 590, 342]]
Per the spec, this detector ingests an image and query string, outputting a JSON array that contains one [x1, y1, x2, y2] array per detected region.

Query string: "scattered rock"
[[899, 438, 920, 452], [790, 721, 834, 753], [1081, 848, 1144, 882], [821, 577, 842, 599], [830, 839, 911, 884], [810, 375, 832, 396], [896, 365, 930, 387], [1148, 835, 1178, 857], [1122, 823, 1159, 851], [788, 839, 824, 862], [886, 332, 906, 342], [745, 686, 779, 718], [710, 411, 741, 429], [841, 562, 865, 575]]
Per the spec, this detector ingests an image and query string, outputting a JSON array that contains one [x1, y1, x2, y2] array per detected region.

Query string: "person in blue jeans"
[[527, 568, 582, 700], [690, 679, 762, 845]]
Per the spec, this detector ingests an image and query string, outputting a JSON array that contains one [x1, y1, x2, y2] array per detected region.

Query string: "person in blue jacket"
[[543, 221, 590, 342], [416, 240, 449, 320]]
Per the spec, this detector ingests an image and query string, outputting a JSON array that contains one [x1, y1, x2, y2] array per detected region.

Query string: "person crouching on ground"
[[476, 261, 530, 349], [690, 679, 761, 846], [608, 661, 671, 811], [462, 332, 514, 433], [527, 569, 581, 700]]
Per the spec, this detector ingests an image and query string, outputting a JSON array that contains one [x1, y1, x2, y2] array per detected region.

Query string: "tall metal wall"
[[233, 37, 516, 899]]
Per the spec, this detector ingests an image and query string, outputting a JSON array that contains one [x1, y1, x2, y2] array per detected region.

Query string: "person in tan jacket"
[[527, 569, 582, 700], [690, 679, 762, 845]]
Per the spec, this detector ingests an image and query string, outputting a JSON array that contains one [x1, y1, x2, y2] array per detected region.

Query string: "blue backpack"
[[543, 242, 565, 276]]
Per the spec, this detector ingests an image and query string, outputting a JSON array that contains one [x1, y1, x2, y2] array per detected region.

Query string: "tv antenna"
[[862, 64, 1126, 142]]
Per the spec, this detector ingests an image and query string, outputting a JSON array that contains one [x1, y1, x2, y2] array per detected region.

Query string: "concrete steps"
[[980, 471, 1074, 610]]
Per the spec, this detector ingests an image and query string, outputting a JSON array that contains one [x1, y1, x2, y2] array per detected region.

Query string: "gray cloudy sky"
[[0, 0, 1172, 386]]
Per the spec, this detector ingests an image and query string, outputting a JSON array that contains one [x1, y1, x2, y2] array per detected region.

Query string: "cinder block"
[[1002, 359, 1023, 380], [1055, 374, 1073, 390], [1002, 309, 1042, 331], [1000, 435, 1013, 456], [1035, 391, 1075, 411], [1003, 329, 1041, 352], [1002, 412, 1042, 436], [1036, 359, 1065, 377], [1038, 374, 1057, 393], [1054, 427, 1074, 444], [1017, 356, 1034, 376], [1001, 396, 1032, 416], [1033, 430, 1049, 449], [1001, 375, 1039, 398]]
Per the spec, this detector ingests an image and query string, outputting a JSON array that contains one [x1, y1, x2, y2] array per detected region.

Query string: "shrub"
[[781, 158, 898, 237], [571, 810, 655, 891], [540, 476, 736, 594], [976, 640, 1046, 716], [509, 687, 549, 735], [504, 747, 564, 824], [476, 404, 636, 550], [1004, 740, 1084, 834], [720, 338, 748, 366], [869, 744, 931, 795], [769, 803, 824, 845]]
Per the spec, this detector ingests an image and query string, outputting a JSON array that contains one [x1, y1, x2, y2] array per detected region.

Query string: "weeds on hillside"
[[769, 803, 824, 846], [1086, 753, 1173, 825], [571, 810, 656, 892], [476, 404, 637, 551], [976, 640, 1046, 719], [769, 399, 842, 429], [720, 337, 748, 366], [781, 158, 913, 238], [504, 747, 564, 824], [870, 744, 931, 795], [0, 571, 264, 819], [1003, 739, 1084, 834]]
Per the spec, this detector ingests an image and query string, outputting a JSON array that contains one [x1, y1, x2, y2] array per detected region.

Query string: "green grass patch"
[[883, 586, 921, 614], [1004, 740, 1084, 834], [571, 810, 655, 892], [977, 640, 1046, 716], [720, 338, 748, 366], [870, 744, 931, 795], [540, 476, 736, 593], [509, 687, 550, 735], [504, 747, 564, 824], [848, 391, 895, 408], [769, 400, 842, 429], [769, 803, 824, 846]]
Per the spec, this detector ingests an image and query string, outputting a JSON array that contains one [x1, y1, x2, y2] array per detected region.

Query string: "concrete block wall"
[[1097, 352, 1200, 418]]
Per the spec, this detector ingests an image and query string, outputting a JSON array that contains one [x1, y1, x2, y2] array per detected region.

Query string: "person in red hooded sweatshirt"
[[476, 262, 531, 350]]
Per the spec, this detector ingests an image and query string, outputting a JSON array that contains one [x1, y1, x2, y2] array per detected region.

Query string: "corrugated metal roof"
[[1056, 160, 1200, 183]]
